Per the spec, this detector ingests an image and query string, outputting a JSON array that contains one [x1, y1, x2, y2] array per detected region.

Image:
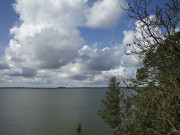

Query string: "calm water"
[[0, 88, 111, 135]]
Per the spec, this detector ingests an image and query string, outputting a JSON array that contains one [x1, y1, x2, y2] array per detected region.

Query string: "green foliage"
[[98, 77, 122, 131], [98, 77, 134, 134], [120, 33, 180, 135], [98, 1, 180, 134], [136, 32, 180, 85], [75, 122, 82, 135], [114, 0, 180, 133], [128, 82, 180, 134]]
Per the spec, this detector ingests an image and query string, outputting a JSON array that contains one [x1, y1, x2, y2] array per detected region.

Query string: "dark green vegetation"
[[98, 77, 134, 134], [115, 33, 180, 135], [75, 122, 82, 135], [98, 0, 180, 134], [98, 77, 122, 130]]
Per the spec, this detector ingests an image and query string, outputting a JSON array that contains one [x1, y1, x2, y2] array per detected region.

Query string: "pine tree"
[[75, 122, 82, 135], [98, 77, 122, 131], [98, 77, 134, 134]]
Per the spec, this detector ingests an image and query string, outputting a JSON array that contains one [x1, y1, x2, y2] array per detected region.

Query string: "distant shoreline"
[[0, 87, 108, 89], [0, 87, 143, 89]]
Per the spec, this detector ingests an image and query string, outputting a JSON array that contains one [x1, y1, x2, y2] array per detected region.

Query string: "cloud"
[[1, 0, 142, 87], [87, 46, 123, 71], [78, 44, 124, 71], [121, 54, 141, 67], [70, 75, 89, 81], [7, 67, 37, 78], [70, 42, 140, 82], [0, 60, 10, 70], [5, 0, 127, 71], [6, 0, 127, 70], [6, 0, 86, 70], [84, 0, 127, 29], [124, 15, 164, 55]]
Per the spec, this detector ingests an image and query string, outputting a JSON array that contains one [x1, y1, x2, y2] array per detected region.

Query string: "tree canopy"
[[100, 0, 180, 134], [116, 0, 180, 134]]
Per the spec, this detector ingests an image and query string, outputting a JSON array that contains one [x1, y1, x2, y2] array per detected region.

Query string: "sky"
[[0, 0, 165, 87]]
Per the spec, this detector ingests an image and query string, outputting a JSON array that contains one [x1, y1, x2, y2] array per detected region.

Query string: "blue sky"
[[0, 0, 19, 56], [0, 0, 165, 87]]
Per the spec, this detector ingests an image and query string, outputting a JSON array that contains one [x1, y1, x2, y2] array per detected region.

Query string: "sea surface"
[[0, 88, 111, 135]]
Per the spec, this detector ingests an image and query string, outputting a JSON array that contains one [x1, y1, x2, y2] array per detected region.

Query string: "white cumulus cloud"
[[6, 0, 87, 70], [0, 0, 143, 87], [85, 0, 127, 29]]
